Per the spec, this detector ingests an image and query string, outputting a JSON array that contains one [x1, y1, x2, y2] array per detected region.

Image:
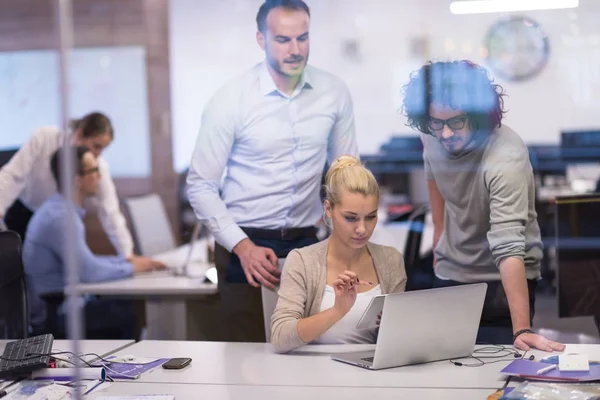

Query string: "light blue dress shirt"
[[187, 62, 359, 252], [23, 194, 133, 326]]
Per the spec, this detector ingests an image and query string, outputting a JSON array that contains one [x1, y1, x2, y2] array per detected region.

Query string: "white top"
[[315, 284, 382, 344], [0, 127, 134, 256], [186, 61, 358, 251]]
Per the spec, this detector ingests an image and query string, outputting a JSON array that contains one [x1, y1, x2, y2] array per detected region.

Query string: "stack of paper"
[[501, 359, 600, 382]]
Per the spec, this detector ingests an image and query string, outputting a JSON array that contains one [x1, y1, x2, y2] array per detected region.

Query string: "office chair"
[[0, 231, 29, 339], [403, 205, 434, 291], [39, 293, 65, 339]]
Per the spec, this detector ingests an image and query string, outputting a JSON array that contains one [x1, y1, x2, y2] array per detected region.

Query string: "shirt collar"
[[51, 193, 86, 218], [259, 61, 313, 98]]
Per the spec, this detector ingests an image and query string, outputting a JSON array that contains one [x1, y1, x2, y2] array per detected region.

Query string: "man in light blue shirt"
[[24, 146, 164, 338], [187, 0, 358, 342]]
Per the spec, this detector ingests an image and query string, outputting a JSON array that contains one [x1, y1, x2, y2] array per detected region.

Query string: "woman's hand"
[[332, 270, 373, 317]]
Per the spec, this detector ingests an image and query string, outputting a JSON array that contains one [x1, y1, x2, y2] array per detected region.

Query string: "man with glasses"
[[23, 146, 165, 338], [402, 60, 564, 352]]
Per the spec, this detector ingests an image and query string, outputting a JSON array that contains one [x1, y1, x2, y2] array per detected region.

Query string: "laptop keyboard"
[[361, 357, 374, 363]]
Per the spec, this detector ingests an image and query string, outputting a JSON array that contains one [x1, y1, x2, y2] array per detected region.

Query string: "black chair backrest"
[[0, 230, 28, 339], [403, 204, 429, 272]]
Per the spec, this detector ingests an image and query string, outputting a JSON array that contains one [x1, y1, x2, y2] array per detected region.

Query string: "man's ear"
[[256, 30, 266, 51]]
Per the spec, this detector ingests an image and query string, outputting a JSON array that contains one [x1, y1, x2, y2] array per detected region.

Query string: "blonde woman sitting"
[[271, 156, 407, 353]]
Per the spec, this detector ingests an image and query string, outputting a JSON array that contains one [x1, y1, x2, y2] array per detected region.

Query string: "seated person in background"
[[271, 155, 407, 353], [24, 146, 165, 338], [0, 112, 134, 255]]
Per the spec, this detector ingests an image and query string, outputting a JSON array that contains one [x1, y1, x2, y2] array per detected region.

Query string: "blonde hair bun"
[[330, 155, 361, 171], [324, 155, 379, 205]]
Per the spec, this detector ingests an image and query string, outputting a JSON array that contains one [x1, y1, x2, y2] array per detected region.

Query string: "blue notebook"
[[501, 359, 600, 382]]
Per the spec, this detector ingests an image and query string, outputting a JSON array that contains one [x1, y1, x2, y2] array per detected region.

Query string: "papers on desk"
[[501, 382, 600, 399], [501, 359, 600, 382], [98, 357, 170, 380]]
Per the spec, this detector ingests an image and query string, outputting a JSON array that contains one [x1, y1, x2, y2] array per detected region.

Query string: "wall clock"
[[484, 16, 550, 81]]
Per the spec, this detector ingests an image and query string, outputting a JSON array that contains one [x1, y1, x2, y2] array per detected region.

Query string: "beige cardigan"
[[270, 239, 407, 353]]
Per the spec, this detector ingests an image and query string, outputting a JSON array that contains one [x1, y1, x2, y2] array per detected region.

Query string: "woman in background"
[[271, 155, 407, 353], [0, 112, 134, 257]]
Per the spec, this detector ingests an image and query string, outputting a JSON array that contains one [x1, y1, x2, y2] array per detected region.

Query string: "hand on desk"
[[233, 238, 280, 289], [129, 255, 167, 274], [514, 332, 565, 352]]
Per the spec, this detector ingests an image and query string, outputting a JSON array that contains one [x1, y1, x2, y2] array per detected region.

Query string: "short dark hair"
[[50, 146, 90, 191], [256, 0, 310, 33], [69, 112, 114, 139], [401, 60, 506, 135]]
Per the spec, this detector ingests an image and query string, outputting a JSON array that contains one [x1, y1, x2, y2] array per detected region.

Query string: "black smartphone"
[[162, 358, 192, 369]]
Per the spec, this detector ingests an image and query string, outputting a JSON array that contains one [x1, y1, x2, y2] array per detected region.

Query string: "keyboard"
[[361, 357, 374, 363], [0, 334, 54, 379]]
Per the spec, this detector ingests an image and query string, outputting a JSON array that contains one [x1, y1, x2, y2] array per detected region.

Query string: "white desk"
[[0, 340, 134, 358], [111, 341, 512, 389], [76, 240, 217, 297], [75, 241, 218, 341], [527, 344, 600, 362], [90, 383, 494, 400]]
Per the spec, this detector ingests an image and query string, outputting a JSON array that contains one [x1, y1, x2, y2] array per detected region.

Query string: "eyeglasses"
[[80, 167, 100, 176], [428, 115, 468, 132]]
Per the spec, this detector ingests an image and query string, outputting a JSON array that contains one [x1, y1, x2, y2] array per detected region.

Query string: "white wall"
[[169, 0, 600, 171]]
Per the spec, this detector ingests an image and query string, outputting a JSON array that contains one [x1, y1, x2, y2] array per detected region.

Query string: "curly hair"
[[401, 60, 507, 135]]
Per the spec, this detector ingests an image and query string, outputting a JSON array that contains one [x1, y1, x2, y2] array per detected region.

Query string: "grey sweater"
[[270, 239, 407, 353], [423, 125, 543, 282]]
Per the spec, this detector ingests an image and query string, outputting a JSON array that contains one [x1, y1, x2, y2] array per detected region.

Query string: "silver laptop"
[[171, 222, 202, 276], [331, 283, 487, 370]]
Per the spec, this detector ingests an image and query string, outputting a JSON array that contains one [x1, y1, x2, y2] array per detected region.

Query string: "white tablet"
[[355, 294, 386, 329]]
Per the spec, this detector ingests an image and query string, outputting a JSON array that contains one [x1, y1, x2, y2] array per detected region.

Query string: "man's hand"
[[233, 238, 279, 289], [129, 255, 166, 274], [514, 332, 566, 352]]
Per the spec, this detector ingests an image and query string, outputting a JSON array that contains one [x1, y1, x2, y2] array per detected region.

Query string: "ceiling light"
[[450, 0, 579, 15]]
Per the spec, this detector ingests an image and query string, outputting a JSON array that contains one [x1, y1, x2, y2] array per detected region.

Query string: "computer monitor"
[[560, 130, 600, 164], [555, 194, 600, 318]]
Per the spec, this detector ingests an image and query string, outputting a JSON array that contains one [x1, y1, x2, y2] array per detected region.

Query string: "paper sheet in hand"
[[355, 294, 386, 329]]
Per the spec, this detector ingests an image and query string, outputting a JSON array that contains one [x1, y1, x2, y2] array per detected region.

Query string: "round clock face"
[[484, 16, 550, 82]]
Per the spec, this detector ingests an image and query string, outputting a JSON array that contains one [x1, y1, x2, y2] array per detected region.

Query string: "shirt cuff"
[[122, 261, 135, 277], [214, 223, 248, 253]]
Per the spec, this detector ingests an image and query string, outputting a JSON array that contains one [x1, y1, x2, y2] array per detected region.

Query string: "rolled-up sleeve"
[[270, 250, 309, 353], [486, 150, 530, 266]]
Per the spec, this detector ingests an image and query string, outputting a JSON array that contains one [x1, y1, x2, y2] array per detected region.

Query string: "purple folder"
[[501, 359, 600, 382], [98, 357, 170, 380]]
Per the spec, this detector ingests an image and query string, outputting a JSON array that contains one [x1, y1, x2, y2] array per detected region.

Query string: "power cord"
[[450, 345, 533, 367], [0, 351, 140, 380]]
